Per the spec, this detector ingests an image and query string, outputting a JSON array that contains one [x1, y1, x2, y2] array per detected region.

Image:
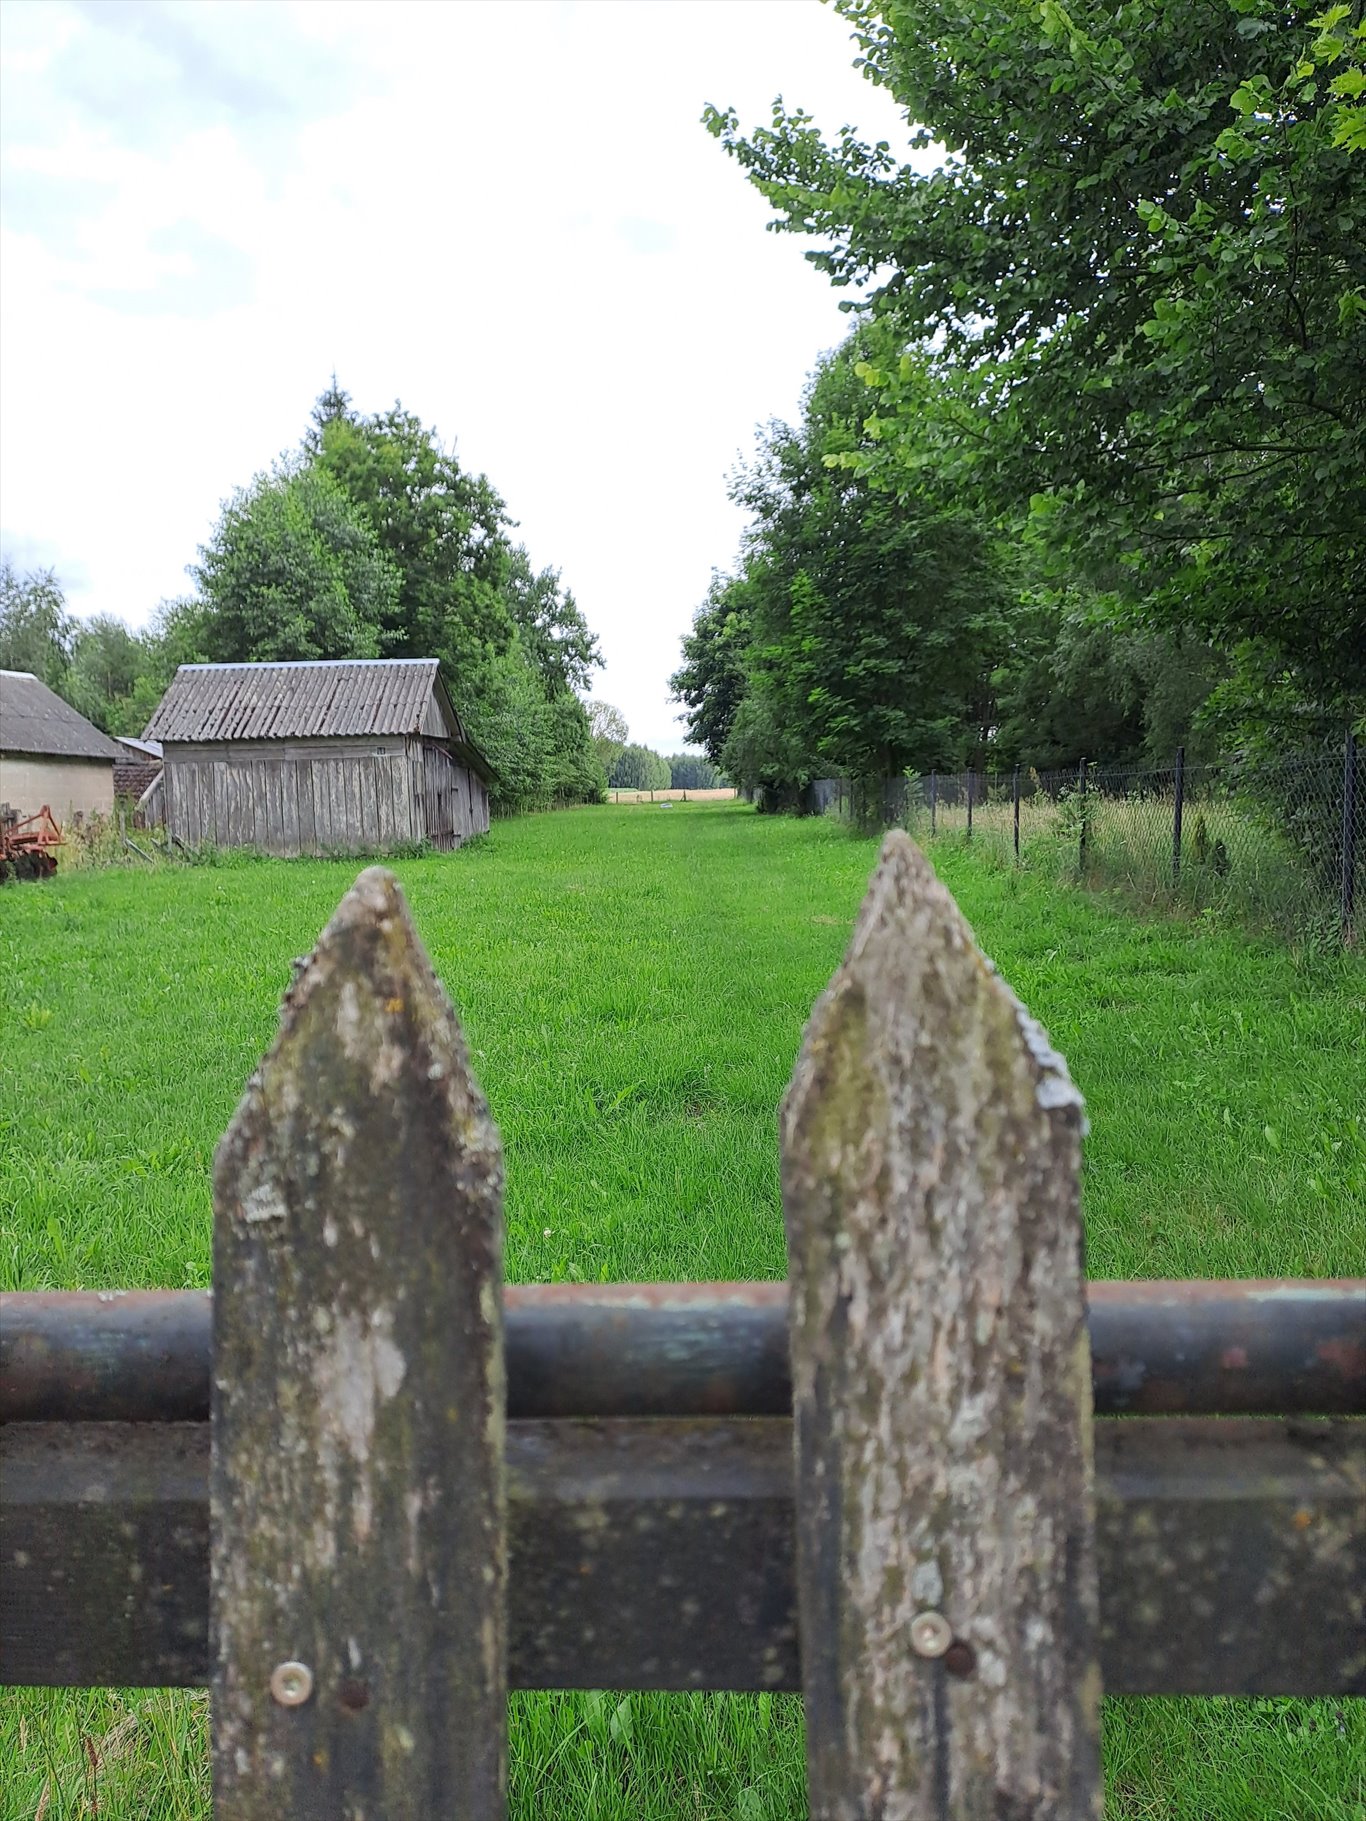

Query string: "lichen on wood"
[[211, 866, 506, 1819], [782, 831, 1102, 1820]]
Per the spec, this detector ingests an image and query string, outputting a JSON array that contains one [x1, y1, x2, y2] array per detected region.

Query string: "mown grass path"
[[2, 802, 1363, 1818]]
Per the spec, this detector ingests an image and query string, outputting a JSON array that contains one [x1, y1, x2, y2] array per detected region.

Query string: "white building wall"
[[0, 754, 115, 823]]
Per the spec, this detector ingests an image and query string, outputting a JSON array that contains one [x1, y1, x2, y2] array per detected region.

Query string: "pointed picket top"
[[782, 831, 1101, 1821], [212, 866, 506, 1819]]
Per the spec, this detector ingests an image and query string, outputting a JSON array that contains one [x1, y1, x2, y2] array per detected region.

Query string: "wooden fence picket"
[[211, 866, 507, 1818], [782, 831, 1103, 1820]]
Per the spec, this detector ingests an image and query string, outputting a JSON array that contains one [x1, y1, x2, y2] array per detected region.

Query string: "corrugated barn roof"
[[0, 670, 124, 761], [143, 660, 447, 743]]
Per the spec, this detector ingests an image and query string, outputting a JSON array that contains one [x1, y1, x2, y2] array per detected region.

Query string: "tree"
[[543, 693, 608, 804], [668, 753, 721, 789], [192, 465, 393, 662], [671, 576, 752, 768], [720, 685, 812, 804], [303, 372, 355, 457], [687, 338, 1009, 796], [186, 382, 605, 813], [503, 547, 601, 698], [610, 743, 672, 791], [66, 615, 155, 736], [311, 396, 607, 808], [0, 560, 76, 687], [313, 404, 515, 673], [586, 700, 629, 777], [706, 0, 1366, 728]]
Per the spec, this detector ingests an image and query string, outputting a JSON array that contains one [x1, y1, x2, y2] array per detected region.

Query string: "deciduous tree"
[[706, 0, 1366, 725]]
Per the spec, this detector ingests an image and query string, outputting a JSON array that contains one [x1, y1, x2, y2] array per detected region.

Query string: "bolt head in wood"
[[270, 1660, 314, 1707], [909, 1611, 953, 1659]]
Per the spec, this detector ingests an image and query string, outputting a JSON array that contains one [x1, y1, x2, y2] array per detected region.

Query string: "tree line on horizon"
[[672, 0, 1364, 805]]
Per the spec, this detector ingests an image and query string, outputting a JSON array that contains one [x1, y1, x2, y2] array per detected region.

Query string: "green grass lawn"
[[2, 801, 1363, 1819]]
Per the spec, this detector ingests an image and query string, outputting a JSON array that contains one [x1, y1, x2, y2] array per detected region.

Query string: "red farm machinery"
[[0, 804, 63, 881]]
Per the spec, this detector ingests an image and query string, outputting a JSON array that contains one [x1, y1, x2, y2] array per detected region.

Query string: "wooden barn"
[[143, 659, 491, 856]]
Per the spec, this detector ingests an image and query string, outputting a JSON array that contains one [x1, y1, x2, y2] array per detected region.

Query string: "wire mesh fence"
[[812, 735, 1363, 949]]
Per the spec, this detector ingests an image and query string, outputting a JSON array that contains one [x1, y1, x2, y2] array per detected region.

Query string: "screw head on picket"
[[270, 1660, 314, 1707], [909, 1611, 954, 1659]]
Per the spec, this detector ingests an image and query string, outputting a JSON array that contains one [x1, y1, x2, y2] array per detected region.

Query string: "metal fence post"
[[929, 771, 937, 837], [1172, 745, 1186, 889], [1078, 757, 1089, 873], [1013, 765, 1021, 864], [1343, 728, 1358, 941]]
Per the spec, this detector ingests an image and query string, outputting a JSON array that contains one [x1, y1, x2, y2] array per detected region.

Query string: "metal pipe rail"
[[3, 1278, 1363, 1423]]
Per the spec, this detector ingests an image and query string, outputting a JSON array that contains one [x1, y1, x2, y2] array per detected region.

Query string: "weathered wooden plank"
[[342, 758, 359, 851], [174, 764, 189, 846], [316, 758, 336, 850], [262, 760, 283, 854], [184, 764, 199, 847], [297, 760, 316, 854], [228, 767, 246, 849], [281, 759, 301, 856], [212, 762, 229, 846], [357, 758, 376, 854], [251, 762, 271, 852], [783, 831, 1101, 1820], [163, 763, 181, 843], [211, 867, 506, 1817], [353, 764, 369, 855], [223, 767, 239, 848], [4, 1418, 1362, 1695], [312, 759, 330, 851], [389, 751, 412, 844], [374, 756, 395, 851]]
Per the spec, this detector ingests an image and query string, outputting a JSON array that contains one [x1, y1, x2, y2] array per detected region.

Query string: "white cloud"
[[0, 0, 915, 750]]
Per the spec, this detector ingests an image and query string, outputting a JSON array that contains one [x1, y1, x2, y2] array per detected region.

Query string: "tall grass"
[[892, 755, 1362, 951], [2, 802, 1362, 1819]]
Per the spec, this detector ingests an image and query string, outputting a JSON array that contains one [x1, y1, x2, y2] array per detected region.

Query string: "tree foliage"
[[586, 700, 629, 777], [609, 743, 672, 790], [705, 0, 1366, 733], [667, 753, 722, 789], [0, 561, 76, 689], [5, 383, 607, 813], [671, 576, 751, 769], [187, 387, 605, 812], [191, 465, 391, 664], [674, 338, 1012, 797]]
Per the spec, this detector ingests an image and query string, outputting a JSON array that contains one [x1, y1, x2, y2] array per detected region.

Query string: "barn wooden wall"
[[420, 743, 489, 847], [163, 738, 488, 856]]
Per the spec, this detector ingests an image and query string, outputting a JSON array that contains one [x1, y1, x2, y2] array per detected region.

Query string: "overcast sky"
[[1, 0, 911, 750]]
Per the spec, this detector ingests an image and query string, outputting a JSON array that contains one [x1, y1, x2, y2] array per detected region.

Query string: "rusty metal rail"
[[3, 1278, 1363, 1423]]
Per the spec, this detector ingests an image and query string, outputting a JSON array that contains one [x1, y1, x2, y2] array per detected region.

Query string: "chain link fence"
[[812, 735, 1363, 948]]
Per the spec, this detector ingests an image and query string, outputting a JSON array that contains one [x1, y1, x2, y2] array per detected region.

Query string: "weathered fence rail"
[[3, 842, 1364, 1819]]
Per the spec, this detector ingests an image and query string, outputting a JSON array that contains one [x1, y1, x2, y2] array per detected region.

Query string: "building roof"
[[143, 659, 492, 779], [144, 659, 446, 742], [0, 670, 123, 761], [116, 735, 162, 760]]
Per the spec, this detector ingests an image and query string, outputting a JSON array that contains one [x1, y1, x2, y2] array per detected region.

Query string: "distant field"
[[2, 802, 1363, 1820], [606, 785, 736, 803]]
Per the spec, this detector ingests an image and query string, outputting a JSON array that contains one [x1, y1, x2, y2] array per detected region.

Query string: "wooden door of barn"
[[421, 741, 460, 848]]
